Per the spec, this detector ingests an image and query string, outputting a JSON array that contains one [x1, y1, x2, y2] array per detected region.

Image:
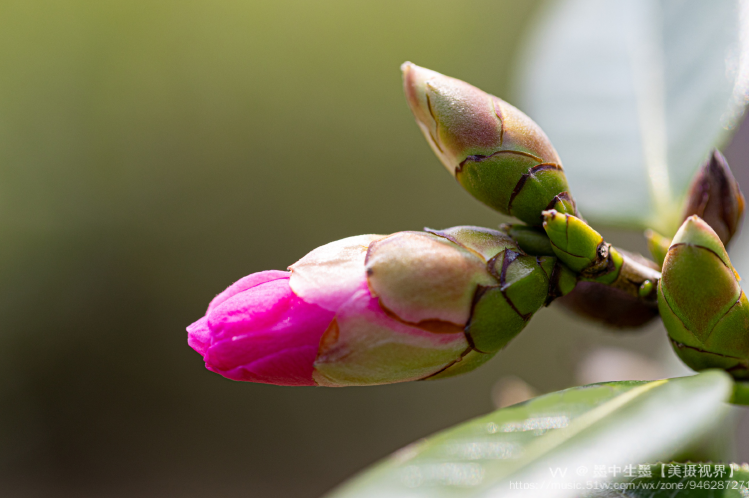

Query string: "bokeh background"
[[0, 1, 747, 497]]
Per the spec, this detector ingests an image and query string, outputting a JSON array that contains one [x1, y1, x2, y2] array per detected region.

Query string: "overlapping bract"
[[659, 216, 749, 379], [402, 62, 578, 226], [647, 149, 746, 266], [400, 63, 661, 330], [682, 150, 745, 247], [188, 227, 565, 386], [655, 153, 748, 378]]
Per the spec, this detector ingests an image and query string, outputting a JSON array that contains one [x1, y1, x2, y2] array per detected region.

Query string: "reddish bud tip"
[[683, 149, 745, 247]]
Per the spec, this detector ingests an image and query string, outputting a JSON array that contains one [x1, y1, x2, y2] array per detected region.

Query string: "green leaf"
[[513, 0, 749, 233], [587, 463, 749, 497], [324, 372, 733, 498]]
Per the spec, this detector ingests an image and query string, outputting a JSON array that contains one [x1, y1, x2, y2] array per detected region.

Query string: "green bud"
[[644, 229, 670, 268], [402, 62, 578, 226], [638, 280, 654, 298], [683, 149, 745, 247], [541, 210, 618, 279], [659, 215, 749, 379], [543, 210, 663, 327]]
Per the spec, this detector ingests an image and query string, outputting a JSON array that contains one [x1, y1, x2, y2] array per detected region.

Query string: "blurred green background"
[[0, 1, 746, 497]]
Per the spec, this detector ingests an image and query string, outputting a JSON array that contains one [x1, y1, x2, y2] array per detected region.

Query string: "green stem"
[[594, 247, 661, 306]]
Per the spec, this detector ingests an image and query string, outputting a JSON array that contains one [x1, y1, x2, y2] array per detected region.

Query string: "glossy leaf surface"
[[326, 371, 733, 498]]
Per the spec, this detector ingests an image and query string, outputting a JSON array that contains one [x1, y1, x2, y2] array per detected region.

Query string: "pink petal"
[[186, 317, 211, 356], [288, 235, 381, 311], [208, 278, 296, 341], [189, 273, 335, 386], [208, 345, 321, 386], [208, 270, 290, 312]]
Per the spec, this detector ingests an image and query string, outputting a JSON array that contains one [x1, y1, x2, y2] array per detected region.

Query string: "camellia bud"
[[541, 210, 656, 327], [542, 210, 662, 329], [187, 227, 573, 386], [402, 62, 578, 226], [541, 210, 620, 280], [503, 220, 657, 328], [682, 149, 745, 247], [659, 215, 749, 379], [645, 150, 744, 268]]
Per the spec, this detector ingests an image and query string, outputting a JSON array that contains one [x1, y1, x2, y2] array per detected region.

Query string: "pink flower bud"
[[187, 228, 554, 386], [187, 270, 335, 386]]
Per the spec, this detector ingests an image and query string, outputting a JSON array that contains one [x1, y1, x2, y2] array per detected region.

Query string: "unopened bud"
[[543, 210, 663, 328], [659, 216, 749, 379], [541, 210, 619, 279], [683, 149, 745, 247], [188, 226, 563, 386], [402, 62, 578, 226]]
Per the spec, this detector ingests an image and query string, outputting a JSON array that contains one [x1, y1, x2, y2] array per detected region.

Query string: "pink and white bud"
[[401, 62, 575, 226], [187, 227, 547, 386]]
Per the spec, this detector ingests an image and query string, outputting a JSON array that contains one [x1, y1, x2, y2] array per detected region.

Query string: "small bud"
[[659, 216, 749, 379], [644, 150, 744, 269], [541, 210, 616, 277], [644, 229, 670, 268], [402, 62, 578, 226], [188, 227, 558, 386], [543, 211, 663, 327], [638, 280, 654, 298], [683, 149, 745, 247]]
